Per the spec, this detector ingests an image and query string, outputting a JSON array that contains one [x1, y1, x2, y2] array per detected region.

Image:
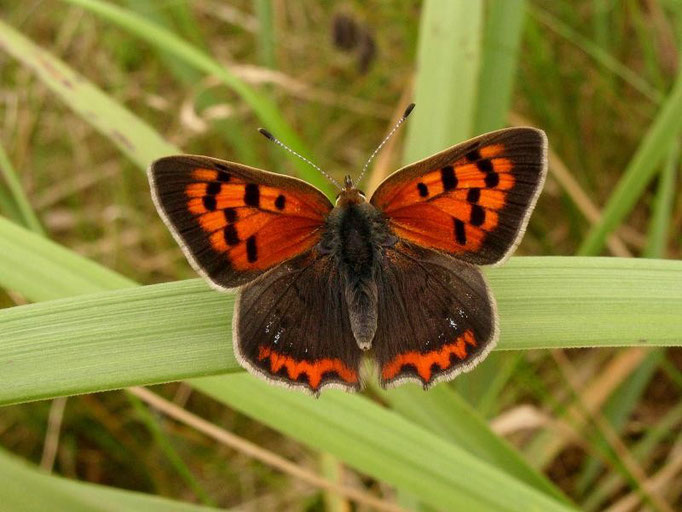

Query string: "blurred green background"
[[0, 1, 681, 511]]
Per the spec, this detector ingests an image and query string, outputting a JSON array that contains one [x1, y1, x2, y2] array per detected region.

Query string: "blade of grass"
[[529, 6, 663, 104], [578, 67, 682, 255], [0, 215, 566, 503], [0, 143, 44, 235], [58, 0, 332, 196], [0, 18, 177, 170], [0, 217, 135, 300], [126, 392, 216, 506], [0, 182, 24, 226], [2, 253, 681, 407], [192, 375, 577, 512], [255, 0, 276, 70], [403, 0, 482, 162], [582, 401, 682, 511], [474, 0, 527, 133], [575, 350, 663, 497], [644, 143, 679, 258], [375, 383, 569, 504], [0, 449, 221, 512], [576, 145, 678, 495]]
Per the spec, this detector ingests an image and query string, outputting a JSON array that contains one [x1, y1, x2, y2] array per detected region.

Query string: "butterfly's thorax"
[[322, 187, 394, 350]]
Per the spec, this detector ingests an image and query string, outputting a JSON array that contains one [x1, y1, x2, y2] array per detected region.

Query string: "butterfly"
[[148, 107, 547, 396]]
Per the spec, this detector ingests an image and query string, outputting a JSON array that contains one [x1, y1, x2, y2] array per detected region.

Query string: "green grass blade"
[[474, 0, 527, 133], [2, 254, 681, 407], [126, 393, 216, 506], [0, 143, 44, 235], [0, 18, 177, 169], [59, 0, 332, 196], [0, 217, 135, 301], [575, 350, 663, 497], [0, 449, 221, 512], [255, 0, 276, 70], [0, 278, 235, 406], [376, 384, 570, 503], [404, 0, 483, 163], [529, 6, 662, 104], [582, 401, 682, 511], [192, 375, 578, 512], [578, 68, 682, 255], [644, 143, 679, 257]]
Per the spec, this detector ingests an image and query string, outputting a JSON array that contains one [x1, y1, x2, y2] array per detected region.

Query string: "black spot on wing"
[[441, 166, 457, 191], [470, 205, 485, 226], [476, 159, 493, 173], [465, 148, 480, 162], [202, 196, 216, 211], [223, 208, 237, 223], [454, 218, 466, 245], [417, 183, 429, 197], [224, 225, 240, 246], [244, 184, 260, 207], [246, 235, 258, 262], [206, 182, 221, 195], [485, 172, 499, 188]]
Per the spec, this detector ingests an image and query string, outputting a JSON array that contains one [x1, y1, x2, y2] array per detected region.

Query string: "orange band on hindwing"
[[381, 330, 478, 385], [257, 346, 359, 391]]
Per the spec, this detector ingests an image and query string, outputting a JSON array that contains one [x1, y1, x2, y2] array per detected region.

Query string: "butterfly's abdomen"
[[324, 202, 390, 350]]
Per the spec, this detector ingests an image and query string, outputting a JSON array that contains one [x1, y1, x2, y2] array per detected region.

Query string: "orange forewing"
[[371, 127, 547, 265], [184, 169, 326, 271], [149, 156, 333, 288]]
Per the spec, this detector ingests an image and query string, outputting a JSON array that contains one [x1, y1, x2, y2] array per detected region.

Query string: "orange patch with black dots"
[[180, 174, 329, 272], [381, 330, 478, 385], [257, 346, 359, 391], [371, 142, 530, 259]]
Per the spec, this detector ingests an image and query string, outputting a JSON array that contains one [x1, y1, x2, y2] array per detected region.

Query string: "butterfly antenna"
[[355, 103, 415, 186], [258, 128, 342, 190]]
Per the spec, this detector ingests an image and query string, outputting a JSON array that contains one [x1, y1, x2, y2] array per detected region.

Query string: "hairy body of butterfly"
[[322, 186, 394, 350], [149, 127, 547, 396]]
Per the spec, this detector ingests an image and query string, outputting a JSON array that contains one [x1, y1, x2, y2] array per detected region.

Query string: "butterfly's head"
[[335, 175, 367, 206]]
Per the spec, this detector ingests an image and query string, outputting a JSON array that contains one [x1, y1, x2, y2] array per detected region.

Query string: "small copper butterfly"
[[148, 105, 547, 396]]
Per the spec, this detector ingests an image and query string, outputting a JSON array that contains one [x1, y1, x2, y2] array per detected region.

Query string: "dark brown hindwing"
[[234, 250, 363, 395], [373, 243, 498, 388]]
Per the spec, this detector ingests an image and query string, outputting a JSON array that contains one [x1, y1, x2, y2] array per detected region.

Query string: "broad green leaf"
[[192, 375, 577, 512], [0, 449, 220, 512], [2, 255, 681, 407]]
